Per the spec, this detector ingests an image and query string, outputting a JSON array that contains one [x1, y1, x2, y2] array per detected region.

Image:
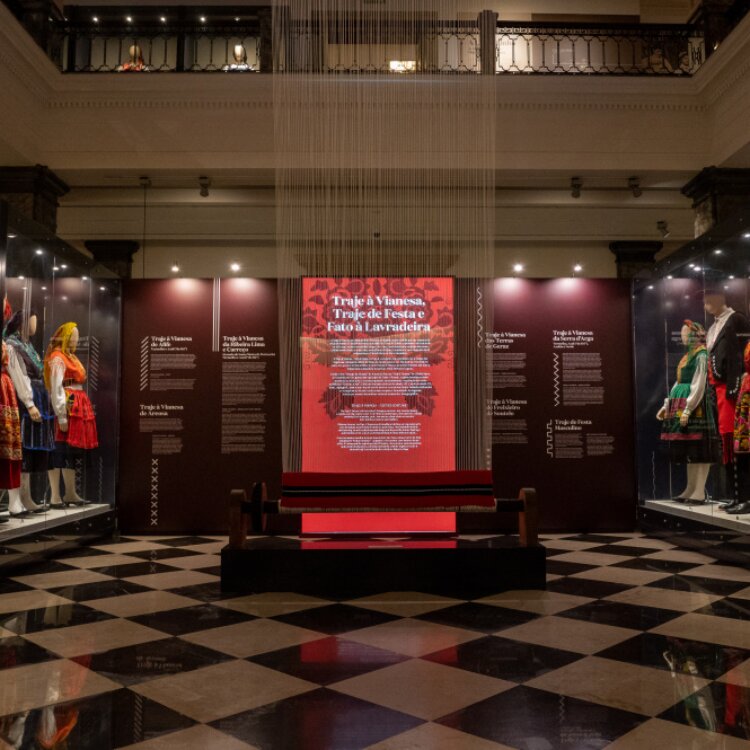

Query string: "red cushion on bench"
[[279, 471, 496, 513]]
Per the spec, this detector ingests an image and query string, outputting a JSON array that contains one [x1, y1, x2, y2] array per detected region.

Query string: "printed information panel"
[[301, 277, 455, 472], [119, 278, 281, 533], [491, 278, 635, 530]]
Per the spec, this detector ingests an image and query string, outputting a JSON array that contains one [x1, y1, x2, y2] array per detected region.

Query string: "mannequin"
[[0, 342, 25, 517], [704, 291, 750, 509], [732, 339, 750, 514], [223, 44, 250, 71], [657, 321, 715, 502], [44, 324, 98, 507], [5, 310, 55, 512], [117, 44, 146, 72]]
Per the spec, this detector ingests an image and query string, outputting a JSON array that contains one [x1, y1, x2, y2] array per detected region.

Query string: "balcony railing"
[[11, 4, 707, 76]]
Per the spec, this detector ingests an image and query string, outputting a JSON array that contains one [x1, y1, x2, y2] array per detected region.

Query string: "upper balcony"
[[9, 4, 714, 76]]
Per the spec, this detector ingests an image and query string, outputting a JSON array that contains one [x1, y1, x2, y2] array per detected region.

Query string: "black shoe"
[[721, 502, 741, 512], [728, 502, 750, 514], [9, 510, 30, 518], [0, 513, 9, 524]]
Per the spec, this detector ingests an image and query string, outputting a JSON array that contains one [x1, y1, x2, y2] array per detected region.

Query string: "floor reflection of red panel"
[[301, 512, 456, 535], [300, 539, 457, 550]]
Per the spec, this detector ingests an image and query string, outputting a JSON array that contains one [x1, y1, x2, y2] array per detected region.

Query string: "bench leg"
[[250, 481, 268, 533], [518, 487, 538, 547], [229, 489, 249, 549]]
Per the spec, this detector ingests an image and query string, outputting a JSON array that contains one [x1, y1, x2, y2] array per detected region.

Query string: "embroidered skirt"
[[660, 382, 718, 463], [55, 389, 98, 450]]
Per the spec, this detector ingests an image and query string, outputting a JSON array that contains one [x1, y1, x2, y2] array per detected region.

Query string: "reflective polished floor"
[[1, 532, 750, 749]]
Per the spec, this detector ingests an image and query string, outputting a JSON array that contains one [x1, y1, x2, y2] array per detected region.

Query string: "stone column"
[[609, 241, 662, 279], [682, 166, 750, 238], [0, 165, 69, 233], [84, 240, 139, 279], [478, 10, 498, 75]]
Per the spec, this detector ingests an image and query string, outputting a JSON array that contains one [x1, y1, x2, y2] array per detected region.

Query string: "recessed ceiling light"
[[82, 276, 88, 281], [200, 15, 206, 22], [60, 264, 67, 269], [99, 286, 106, 291], [512, 263, 524, 273], [647, 285, 654, 290], [694, 266, 702, 272], [171, 263, 180, 273], [92, 15, 98, 22], [160, 15, 166, 22], [230, 262, 240, 272], [18, 275, 24, 280], [743, 232, 750, 239], [729, 275, 736, 279], [35, 248, 43, 255], [666, 275, 673, 279], [41, 286, 47, 291], [52, 266, 59, 272], [573, 263, 583, 273], [126, 15, 132, 23]]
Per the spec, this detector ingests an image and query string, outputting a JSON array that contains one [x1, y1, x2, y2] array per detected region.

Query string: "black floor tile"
[[545, 577, 631, 599], [250, 636, 407, 685], [558, 600, 681, 630], [54, 546, 111, 560], [695, 598, 750, 621], [611, 558, 697, 574], [0, 688, 194, 749], [127, 548, 203, 562], [11, 559, 79, 575], [416, 602, 537, 634], [597, 632, 750, 680], [91, 561, 177, 578], [75, 637, 232, 686], [0, 635, 57, 668], [152, 536, 217, 547], [658, 683, 750, 740], [546, 560, 597, 576], [438, 684, 646, 748], [129, 604, 255, 636], [0, 578, 33, 595], [423, 635, 582, 683], [0, 603, 114, 634], [646, 576, 748, 597], [272, 604, 397, 635], [47, 578, 152, 602], [202, 565, 222, 576], [170, 581, 230, 602], [211, 688, 422, 750]]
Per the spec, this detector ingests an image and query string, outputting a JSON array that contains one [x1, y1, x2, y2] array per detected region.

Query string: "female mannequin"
[[657, 320, 715, 502], [117, 44, 146, 72], [44, 323, 98, 507], [0, 341, 25, 517], [5, 310, 55, 511]]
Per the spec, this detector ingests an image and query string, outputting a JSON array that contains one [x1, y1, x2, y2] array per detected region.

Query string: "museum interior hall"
[[1, 0, 750, 748]]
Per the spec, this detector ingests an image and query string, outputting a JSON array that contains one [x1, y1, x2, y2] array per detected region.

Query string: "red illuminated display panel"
[[301, 277, 455, 472]]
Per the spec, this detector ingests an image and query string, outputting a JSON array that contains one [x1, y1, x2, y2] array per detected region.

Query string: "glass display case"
[[634, 211, 750, 536], [0, 202, 120, 565]]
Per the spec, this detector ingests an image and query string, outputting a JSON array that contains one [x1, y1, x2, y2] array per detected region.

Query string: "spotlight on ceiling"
[[512, 263, 524, 274], [230, 262, 241, 272], [171, 263, 180, 273], [573, 263, 583, 274], [628, 176, 642, 198], [570, 177, 582, 199], [657, 220, 670, 239], [199, 176, 211, 198]]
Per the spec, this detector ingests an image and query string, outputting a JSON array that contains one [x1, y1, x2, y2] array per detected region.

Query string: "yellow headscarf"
[[44, 322, 84, 389]]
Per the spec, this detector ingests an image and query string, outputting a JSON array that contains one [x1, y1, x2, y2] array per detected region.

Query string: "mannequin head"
[[682, 319, 705, 350], [233, 44, 247, 63], [129, 44, 143, 63], [69, 326, 79, 352], [4, 309, 37, 341], [704, 291, 728, 317], [28, 314, 37, 338]]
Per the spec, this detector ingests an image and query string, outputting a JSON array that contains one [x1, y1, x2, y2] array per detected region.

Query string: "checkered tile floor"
[[1, 532, 750, 749]]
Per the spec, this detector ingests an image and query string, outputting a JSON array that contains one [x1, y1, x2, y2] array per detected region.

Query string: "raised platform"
[[221, 534, 546, 598]]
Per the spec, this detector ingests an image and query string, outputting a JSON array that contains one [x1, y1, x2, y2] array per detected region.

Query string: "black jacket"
[[709, 311, 750, 400]]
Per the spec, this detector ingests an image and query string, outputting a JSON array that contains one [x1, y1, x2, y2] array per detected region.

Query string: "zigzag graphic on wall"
[[89, 336, 100, 392], [553, 353, 561, 407], [140, 337, 149, 391]]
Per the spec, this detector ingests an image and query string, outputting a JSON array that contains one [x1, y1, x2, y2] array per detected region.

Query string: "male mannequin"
[[704, 290, 750, 509], [117, 45, 146, 72], [223, 44, 250, 71]]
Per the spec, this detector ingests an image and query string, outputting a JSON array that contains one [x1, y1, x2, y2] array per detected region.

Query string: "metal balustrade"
[[25, 7, 706, 76]]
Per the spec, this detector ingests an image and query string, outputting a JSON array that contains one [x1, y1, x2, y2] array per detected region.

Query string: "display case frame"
[[0, 201, 121, 570]]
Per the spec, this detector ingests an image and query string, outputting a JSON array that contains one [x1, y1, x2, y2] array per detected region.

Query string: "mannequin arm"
[[6, 346, 34, 410], [684, 355, 708, 415], [49, 359, 68, 429]]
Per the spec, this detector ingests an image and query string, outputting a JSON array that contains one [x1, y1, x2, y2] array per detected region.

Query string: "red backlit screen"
[[301, 277, 455, 472]]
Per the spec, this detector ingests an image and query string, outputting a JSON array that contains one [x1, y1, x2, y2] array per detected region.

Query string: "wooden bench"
[[229, 470, 538, 548]]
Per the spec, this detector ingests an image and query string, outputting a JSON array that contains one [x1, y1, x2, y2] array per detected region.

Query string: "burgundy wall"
[[119, 277, 635, 534]]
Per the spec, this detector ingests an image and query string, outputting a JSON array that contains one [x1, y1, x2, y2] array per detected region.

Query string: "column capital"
[[609, 241, 662, 279], [0, 165, 69, 232], [85, 240, 139, 279]]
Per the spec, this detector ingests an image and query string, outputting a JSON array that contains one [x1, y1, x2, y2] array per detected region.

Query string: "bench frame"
[[229, 482, 539, 548]]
